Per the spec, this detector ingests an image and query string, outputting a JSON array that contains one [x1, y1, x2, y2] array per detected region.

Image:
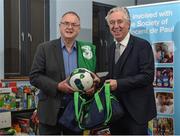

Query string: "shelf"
[[11, 108, 36, 114], [1, 77, 30, 82]]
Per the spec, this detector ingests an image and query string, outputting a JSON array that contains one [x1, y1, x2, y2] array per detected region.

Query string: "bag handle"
[[74, 83, 112, 129], [104, 83, 112, 124], [74, 92, 80, 121], [74, 92, 86, 127], [94, 90, 104, 112], [94, 83, 112, 124]]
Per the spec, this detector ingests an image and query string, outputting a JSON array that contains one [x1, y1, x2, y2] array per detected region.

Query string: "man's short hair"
[[61, 11, 80, 21]]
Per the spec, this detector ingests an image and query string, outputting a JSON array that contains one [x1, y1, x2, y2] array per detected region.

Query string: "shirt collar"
[[60, 38, 77, 49], [115, 32, 130, 47]]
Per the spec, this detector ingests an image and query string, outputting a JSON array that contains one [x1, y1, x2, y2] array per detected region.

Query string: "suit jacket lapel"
[[117, 35, 134, 72], [108, 42, 115, 76], [52, 38, 66, 79]]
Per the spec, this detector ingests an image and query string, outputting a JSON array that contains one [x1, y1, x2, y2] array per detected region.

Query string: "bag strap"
[[74, 91, 86, 129], [104, 83, 112, 124], [74, 92, 80, 121], [94, 90, 104, 112], [92, 83, 113, 125], [74, 83, 112, 129]]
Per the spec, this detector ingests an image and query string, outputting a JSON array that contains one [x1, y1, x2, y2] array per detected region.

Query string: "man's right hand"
[[57, 78, 74, 93]]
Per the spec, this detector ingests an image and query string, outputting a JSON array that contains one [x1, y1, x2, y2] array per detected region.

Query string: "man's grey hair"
[[61, 11, 80, 21], [105, 7, 130, 23]]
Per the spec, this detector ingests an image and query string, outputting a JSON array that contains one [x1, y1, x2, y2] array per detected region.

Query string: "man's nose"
[[67, 24, 73, 28], [113, 22, 120, 27]]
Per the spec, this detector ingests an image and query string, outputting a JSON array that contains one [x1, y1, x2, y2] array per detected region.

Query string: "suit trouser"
[[109, 111, 148, 135]]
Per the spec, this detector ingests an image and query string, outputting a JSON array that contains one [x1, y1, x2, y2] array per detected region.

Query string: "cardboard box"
[[0, 111, 11, 129]]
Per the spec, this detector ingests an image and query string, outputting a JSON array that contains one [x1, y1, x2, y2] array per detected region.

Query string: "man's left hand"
[[86, 73, 100, 96], [105, 79, 117, 91]]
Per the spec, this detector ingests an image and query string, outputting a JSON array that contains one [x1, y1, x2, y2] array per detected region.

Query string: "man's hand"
[[86, 72, 101, 96], [57, 78, 74, 93], [105, 79, 117, 91], [91, 72, 101, 85], [86, 85, 95, 96]]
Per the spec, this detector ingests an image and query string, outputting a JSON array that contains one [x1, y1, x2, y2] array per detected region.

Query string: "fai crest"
[[81, 45, 93, 59]]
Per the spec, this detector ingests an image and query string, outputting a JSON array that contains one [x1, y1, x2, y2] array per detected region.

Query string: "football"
[[69, 68, 94, 92]]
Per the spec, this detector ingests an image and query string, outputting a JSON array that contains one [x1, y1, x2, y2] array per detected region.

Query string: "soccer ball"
[[69, 68, 94, 92]]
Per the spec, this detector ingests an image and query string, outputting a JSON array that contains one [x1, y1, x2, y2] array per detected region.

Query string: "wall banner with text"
[[128, 1, 180, 135]]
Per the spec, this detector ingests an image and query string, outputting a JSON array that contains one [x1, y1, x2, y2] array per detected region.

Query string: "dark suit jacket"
[[30, 38, 67, 126], [107, 34, 157, 124]]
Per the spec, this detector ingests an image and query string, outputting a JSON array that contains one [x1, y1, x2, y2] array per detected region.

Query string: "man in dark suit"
[[104, 7, 157, 135], [30, 11, 98, 135]]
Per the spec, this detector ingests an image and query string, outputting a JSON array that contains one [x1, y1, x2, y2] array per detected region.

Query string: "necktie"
[[115, 43, 121, 63]]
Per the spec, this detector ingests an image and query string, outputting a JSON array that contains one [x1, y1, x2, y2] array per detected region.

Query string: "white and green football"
[[69, 68, 94, 92]]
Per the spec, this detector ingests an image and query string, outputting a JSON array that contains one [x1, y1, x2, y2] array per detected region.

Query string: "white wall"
[[50, 0, 92, 41], [0, 0, 4, 79], [50, 0, 135, 41]]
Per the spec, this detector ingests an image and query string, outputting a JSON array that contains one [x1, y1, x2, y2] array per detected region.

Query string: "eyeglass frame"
[[60, 21, 80, 28]]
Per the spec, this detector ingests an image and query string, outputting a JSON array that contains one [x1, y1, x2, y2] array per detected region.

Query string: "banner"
[[128, 1, 180, 135]]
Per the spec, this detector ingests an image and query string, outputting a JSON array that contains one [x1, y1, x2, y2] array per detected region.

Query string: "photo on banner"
[[153, 117, 174, 135], [153, 41, 174, 64], [155, 91, 174, 115], [153, 67, 173, 89]]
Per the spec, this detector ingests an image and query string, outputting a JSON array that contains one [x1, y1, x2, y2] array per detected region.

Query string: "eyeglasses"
[[109, 19, 124, 26], [60, 22, 80, 27]]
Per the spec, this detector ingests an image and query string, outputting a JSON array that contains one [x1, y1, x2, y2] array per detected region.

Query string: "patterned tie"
[[115, 43, 121, 63]]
